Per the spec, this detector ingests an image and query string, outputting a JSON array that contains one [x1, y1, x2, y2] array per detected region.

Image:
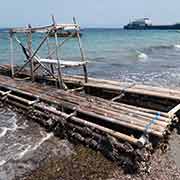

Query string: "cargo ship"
[[124, 18, 180, 30]]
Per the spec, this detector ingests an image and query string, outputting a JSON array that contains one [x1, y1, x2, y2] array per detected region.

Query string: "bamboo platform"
[[0, 73, 178, 148], [7, 20, 179, 168], [61, 75, 180, 112]]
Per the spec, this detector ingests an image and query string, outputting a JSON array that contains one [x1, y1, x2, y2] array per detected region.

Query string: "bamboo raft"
[[0, 72, 178, 145], [3, 17, 180, 169]]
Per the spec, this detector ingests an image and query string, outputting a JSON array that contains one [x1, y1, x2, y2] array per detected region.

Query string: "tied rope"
[[111, 83, 136, 102], [144, 111, 161, 135]]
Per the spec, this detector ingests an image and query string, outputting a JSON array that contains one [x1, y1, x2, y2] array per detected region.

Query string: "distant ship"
[[124, 18, 180, 30]]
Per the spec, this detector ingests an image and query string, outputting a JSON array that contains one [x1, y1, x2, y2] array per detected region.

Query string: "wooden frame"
[[9, 16, 88, 89]]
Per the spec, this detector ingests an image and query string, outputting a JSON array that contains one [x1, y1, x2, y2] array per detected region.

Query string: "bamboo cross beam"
[[10, 24, 80, 33], [14, 29, 52, 76]]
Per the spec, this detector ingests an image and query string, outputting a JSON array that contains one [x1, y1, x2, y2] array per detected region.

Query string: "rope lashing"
[[144, 111, 161, 135], [137, 112, 161, 147], [111, 83, 136, 102]]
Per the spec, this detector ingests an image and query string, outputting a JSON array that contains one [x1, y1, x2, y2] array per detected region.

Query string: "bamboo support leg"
[[9, 32, 14, 78], [27, 24, 34, 81], [52, 15, 66, 90], [73, 17, 88, 83]]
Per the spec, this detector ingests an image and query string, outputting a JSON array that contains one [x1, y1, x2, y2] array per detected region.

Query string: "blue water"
[[1, 29, 180, 87]]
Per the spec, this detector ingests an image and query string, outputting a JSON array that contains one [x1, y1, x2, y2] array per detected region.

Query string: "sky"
[[1, 0, 180, 28]]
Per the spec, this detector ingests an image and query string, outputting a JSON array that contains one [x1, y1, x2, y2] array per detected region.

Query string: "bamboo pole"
[[52, 93, 168, 129], [81, 104, 168, 128], [9, 31, 14, 78], [27, 24, 34, 81], [14, 29, 52, 76], [39, 94, 165, 137], [7, 94, 38, 105], [46, 89, 170, 124], [34, 104, 140, 145], [52, 15, 65, 89], [56, 90, 169, 122], [84, 82, 180, 102], [46, 36, 54, 74], [73, 17, 88, 83]]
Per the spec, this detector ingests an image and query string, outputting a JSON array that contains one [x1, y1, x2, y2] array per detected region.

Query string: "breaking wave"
[[144, 44, 180, 53], [136, 50, 148, 60], [174, 44, 180, 49]]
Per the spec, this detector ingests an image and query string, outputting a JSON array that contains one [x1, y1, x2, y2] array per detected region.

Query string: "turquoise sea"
[[1, 29, 180, 87]]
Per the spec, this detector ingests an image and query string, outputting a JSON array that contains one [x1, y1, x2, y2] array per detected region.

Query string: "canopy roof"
[[10, 23, 80, 33]]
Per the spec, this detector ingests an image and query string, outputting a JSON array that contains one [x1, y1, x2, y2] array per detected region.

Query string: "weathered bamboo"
[[0, 90, 11, 96], [27, 24, 34, 81], [46, 36, 54, 74], [14, 29, 53, 76], [34, 103, 140, 145], [52, 15, 64, 89], [2, 76, 170, 132], [53, 91, 169, 123], [0, 74, 171, 138], [81, 104, 168, 128], [50, 90, 168, 127], [7, 99, 29, 110], [38, 95, 167, 132], [39, 74, 174, 117], [11, 24, 80, 33], [44, 90, 170, 126], [7, 94, 38, 105], [89, 96, 170, 121], [67, 87, 84, 93], [38, 93, 165, 137], [0, 85, 39, 99], [9, 31, 14, 78], [84, 82, 180, 101], [73, 17, 88, 83], [60, 75, 180, 104], [76, 108, 164, 137], [108, 101, 169, 118]]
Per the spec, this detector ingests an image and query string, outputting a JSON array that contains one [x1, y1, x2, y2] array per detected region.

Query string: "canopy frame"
[[9, 16, 88, 89]]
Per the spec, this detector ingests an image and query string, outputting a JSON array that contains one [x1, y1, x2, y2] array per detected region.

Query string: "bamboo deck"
[[0, 73, 178, 148]]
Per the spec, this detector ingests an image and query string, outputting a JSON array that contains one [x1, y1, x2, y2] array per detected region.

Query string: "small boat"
[[48, 26, 82, 38], [48, 31, 82, 37]]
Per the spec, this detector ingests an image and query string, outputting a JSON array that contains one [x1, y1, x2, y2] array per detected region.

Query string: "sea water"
[[1, 29, 180, 87]]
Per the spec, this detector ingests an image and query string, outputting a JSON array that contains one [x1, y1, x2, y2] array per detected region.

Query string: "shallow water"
[[0, 107, 75, 180]]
